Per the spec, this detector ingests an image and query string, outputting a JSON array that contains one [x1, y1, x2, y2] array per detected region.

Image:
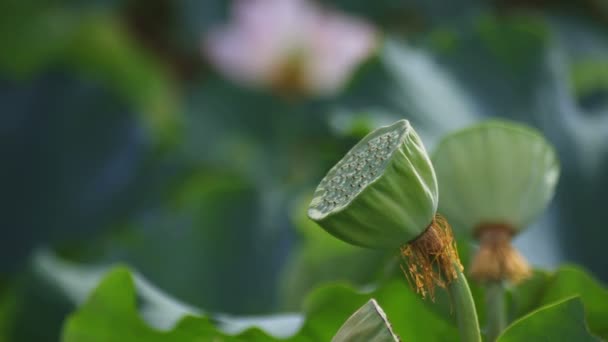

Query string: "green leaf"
[[55, 256, 606, 341], [49, 251, 460, 341], [510, 266, 608, 338], [36, 252, 302, 340], [299, 280, 459, 341], [332, 299, 399, 342], [498, 297, 600, 342], [60, 266, 282, 342], [508, 270, 550, 318]]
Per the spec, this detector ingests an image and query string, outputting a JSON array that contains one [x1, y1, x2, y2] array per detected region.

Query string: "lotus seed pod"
[[308, 119, 438, 249], [432, 120, 560, 235], [433, 120, 559, 284]]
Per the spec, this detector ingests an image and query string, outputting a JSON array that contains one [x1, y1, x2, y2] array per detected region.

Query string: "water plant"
[[308, 119, 481, 342], [432, 120, 560, 341]]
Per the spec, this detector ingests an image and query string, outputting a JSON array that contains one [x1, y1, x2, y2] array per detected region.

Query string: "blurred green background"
[[2, 0, 608, 340]]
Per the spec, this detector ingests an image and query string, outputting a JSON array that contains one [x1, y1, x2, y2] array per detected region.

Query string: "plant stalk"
[[448, 266, 482, 342], [485, 281, 506, 342]]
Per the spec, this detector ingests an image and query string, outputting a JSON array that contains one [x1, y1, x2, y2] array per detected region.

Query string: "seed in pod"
[[308, 119, 461, 299], [432, 120, 560, 283]]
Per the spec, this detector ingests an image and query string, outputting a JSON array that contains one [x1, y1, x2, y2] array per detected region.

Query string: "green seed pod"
[[308, 119, 438, 249], [332, 299, 399, 342], [432, 120, 560, 235]]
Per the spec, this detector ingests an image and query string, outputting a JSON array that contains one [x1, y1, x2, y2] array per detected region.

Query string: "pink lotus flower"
[[204, 0, 377, 96]]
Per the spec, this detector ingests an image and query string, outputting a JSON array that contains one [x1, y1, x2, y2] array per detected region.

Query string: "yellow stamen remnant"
[[400, 215, 463, 300], [469, 224, 531, 283]]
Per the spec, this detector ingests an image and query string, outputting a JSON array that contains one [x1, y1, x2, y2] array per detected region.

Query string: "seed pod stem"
[[484, 281, 507, 342], [449, 264, 483, 342], [470, 224, 528, 341]]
